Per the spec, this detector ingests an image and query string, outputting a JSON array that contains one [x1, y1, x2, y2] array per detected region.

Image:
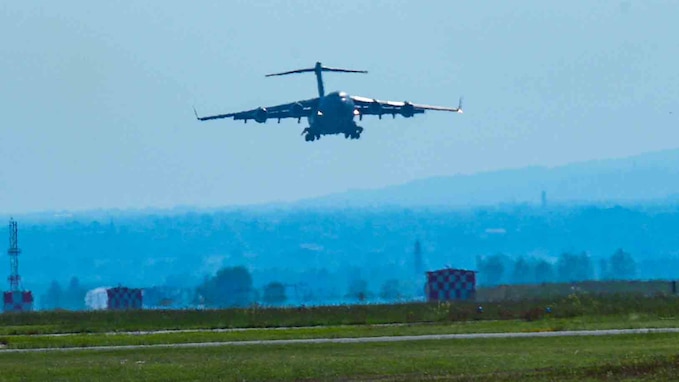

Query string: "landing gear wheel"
[[351, 126, 363, 139], [305, 133, 316, 142]]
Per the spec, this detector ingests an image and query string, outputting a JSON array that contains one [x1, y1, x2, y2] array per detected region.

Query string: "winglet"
[[457, 97, 464, 114], [193, 106, 200, 120]]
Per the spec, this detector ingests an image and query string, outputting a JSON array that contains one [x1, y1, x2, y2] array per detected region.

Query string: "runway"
[[2, 328, 678, 353]]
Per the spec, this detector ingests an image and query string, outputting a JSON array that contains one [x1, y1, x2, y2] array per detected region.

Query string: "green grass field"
[[1, 334, 678, 381], [1, 293, 679, 380]]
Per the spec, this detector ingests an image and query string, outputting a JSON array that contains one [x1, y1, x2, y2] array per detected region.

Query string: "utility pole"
[[541, 190, 547, 208], [414, 240, 423, 275]]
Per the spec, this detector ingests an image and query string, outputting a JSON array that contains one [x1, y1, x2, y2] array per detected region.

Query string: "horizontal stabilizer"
[[265, 68, 316, 77], [265, 62, 367, 98], [265, 62, 367, 77]]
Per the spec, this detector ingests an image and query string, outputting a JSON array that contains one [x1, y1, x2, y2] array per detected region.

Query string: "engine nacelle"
[[290, 102, 304, 118], [370, 100, 383, 116], [254, 107, 268, 123], [400, 102, 415, 118]]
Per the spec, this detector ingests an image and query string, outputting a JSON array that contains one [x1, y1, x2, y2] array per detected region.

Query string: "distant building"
[[85, 286, 143, 310], [85, 287, 109, 310], [3, 291, 33, 312], [541, 190, 547, 208], [107, 287, 142, 310], [425, 268, 476, 302]]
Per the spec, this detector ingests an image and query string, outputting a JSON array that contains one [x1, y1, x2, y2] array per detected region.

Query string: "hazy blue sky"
[[1, 1, 677, 214]]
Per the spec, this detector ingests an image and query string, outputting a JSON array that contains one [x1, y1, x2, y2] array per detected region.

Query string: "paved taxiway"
[[2, 328, 679, 353]]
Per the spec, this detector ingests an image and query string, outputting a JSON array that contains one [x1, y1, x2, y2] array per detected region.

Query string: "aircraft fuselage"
[[304, 91, 362, 141]]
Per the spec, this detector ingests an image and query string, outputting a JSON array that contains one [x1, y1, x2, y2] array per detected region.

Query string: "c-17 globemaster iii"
[[194, 62, 462, 142]]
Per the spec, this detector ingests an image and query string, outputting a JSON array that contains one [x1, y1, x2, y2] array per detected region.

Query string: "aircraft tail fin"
[[266, 62, 367, 97]]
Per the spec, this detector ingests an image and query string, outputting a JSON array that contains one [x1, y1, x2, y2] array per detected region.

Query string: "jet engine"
[[400, 102, 415, 118], [290, 102, 304, 118], [370, 100, 383, 118], [254, 107, 268, 123]]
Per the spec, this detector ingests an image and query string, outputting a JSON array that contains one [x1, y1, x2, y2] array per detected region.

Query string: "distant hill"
[[300, 148, 679, 208], [6, 148, 679, 310]]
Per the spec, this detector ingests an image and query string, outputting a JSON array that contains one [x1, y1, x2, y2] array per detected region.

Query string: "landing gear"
[[344, 126, 363, 140], [302, 127, 320, 142]]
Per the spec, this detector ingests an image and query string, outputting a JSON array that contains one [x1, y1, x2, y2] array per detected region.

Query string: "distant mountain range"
[[300, 148, 679, 208]]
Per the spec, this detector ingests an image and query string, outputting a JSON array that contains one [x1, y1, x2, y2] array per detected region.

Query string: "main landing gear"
[[302, 127, 320, 142], [300, 125, 364, 142], [344, 126, 363, 140]]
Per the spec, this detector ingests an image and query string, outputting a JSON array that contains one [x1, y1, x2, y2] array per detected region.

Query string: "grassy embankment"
[[2, 292, 678, 335]]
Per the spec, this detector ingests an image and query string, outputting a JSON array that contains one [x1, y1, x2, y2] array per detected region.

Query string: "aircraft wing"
[[195, 98, 319, 123], [351, 95, 463, 118]]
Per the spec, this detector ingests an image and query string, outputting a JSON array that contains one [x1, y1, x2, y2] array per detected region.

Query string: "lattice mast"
[[8, 219, 21, 292], [414, 240, 423, 275]]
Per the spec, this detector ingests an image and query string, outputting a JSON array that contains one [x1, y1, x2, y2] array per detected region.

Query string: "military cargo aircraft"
[[195, 62, 462, 142]]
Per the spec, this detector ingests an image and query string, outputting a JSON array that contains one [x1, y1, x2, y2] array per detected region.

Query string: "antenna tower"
[[8, 219, 21, 291], [414, 240, 423, 275]]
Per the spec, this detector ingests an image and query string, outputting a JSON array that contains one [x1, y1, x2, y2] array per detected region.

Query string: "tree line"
[[193, 266, 411, 308], [38, 249, 638, 310], [476, 249, 637, 286]]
